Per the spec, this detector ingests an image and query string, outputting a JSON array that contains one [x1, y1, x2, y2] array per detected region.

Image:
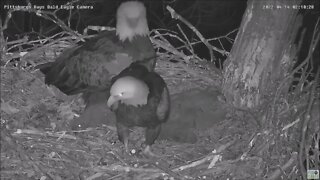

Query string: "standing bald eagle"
[[107, 62, 170, 155], [38, 1, 155, 115]]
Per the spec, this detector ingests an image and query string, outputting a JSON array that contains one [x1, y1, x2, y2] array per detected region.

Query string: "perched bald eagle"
[[107, 62, 170, 155], [39, 1, 155, 104]]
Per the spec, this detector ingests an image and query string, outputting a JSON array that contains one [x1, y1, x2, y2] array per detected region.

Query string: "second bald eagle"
[[39, 1, 155, 103], [107, 62, 170, 155]]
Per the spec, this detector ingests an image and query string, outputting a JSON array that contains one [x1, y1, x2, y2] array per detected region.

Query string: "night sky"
[[2, 0, 318, 65]]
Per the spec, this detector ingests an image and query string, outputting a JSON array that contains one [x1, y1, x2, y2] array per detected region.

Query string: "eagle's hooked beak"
[[107, 95, 120, 110], [127, 17, 139, 28]]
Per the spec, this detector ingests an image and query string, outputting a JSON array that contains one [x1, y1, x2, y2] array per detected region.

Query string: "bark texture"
[[222, 0, 302, 108]]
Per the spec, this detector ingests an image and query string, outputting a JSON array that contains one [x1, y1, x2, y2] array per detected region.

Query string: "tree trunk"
[[222, 0, 302, 108]]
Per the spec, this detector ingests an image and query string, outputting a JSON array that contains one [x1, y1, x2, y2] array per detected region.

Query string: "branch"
[[266, 152, 298, 180], [299, 67, 319, 180], [166, 5, 215, 62]]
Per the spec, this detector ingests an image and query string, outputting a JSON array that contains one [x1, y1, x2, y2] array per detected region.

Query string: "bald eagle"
[[107, 62, 170, 155], [39, 1, 155, 99]]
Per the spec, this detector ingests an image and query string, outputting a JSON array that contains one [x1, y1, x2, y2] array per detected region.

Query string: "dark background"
[[2, 0, 319, 69]]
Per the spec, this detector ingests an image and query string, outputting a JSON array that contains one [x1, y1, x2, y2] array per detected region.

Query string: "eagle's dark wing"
[[40, 30, 155, 95], [143, 71, 170, 149], [144, 72, 170, 122]]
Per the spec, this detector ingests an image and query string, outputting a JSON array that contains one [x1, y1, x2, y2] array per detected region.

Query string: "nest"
[[0, 40, 234, 180], [0, 27, 258, 180]]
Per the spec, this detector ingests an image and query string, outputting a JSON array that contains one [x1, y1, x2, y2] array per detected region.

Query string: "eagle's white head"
[[107, 76, 149, 109], [116, 1, 149, 42]]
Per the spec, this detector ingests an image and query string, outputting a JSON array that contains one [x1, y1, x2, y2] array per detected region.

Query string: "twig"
[[12, 129, 77, 140], [149, 160, 187, 180], [151, 31, 190, 62], [7, 31, 81, 52], [299, 68, 319, 180], [173, 139, 236, 172], [177, 24, 194, 54], [166, 5, 215, 62], [3, 7, 82, 39], [176, 29, 237, 54], [266, 152, 298, 180], [94, 164, 159, 173], [282, 118, 300, 131]]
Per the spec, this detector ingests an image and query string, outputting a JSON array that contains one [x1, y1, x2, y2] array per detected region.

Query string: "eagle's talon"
[[143, 145, 161, 157]]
